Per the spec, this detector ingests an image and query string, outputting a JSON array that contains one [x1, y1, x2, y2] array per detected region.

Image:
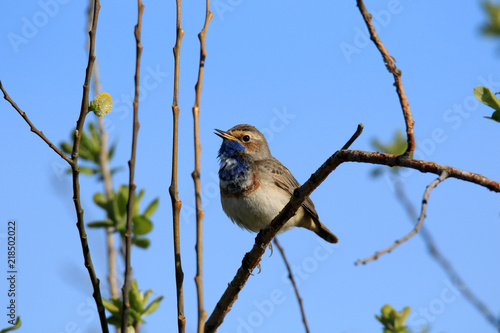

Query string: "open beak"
[[214, 129, 238, 141]]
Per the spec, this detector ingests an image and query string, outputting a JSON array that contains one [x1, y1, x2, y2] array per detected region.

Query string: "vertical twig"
[[121, 0, 144, 331], [170, 0, 186, 331], [71, 1, 109, 332], [356, 0, 415, 157], [273, 238, 310, 333], [86, 0, 120, 303], [192, 1, 213, 332]]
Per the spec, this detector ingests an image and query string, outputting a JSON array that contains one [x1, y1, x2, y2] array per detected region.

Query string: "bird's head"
[[215, 124, 271, 161]]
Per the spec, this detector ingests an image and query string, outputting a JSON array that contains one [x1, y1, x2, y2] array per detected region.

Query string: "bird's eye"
[[242, 135, 250, 142]]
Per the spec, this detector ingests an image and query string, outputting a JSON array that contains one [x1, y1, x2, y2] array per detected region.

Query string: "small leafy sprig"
[[474, 86, 500, 123], [60, 121, 121, 179], [376, 305, 411, 333], [90, 185, 158, 249], [103, 279, 163, 332], [0, 317, 21, 333]]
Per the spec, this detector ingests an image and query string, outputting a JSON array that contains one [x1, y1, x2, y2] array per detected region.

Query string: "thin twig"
[[86, 0, 120, 303], [121, 1, 144, 331], [192, 1, 213, 332], [3, 3, 108, 331], [391, 175, 500, 331], [204, 124, 364, 333], [70, 1, 109, 332], [273, 238, 310, 333], [356, 0, 415, 157], [356, 170, 449, 265], [169, 0, 186, 331], [0, 81, 73, 165], [341, 123, 364, 150]]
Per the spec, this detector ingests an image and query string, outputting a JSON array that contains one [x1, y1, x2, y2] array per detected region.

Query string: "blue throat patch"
[[218, 140, 249, 183]]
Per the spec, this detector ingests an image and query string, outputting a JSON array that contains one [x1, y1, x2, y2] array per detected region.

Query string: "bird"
[[215, 124, 338, 243]]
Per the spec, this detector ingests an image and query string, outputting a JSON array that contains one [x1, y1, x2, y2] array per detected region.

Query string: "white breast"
[[221, 184, 306, 233]]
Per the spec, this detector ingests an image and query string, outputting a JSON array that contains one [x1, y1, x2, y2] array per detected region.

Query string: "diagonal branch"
[[192, 1, 213, 332], [391, 175, 500, 331], [273, 238, 310, 333], [205, 122, 500, 331], [121, 0, 144, 331], [356, 0, 415, 157], [170, 0, 186, 331], [0, 81, 73, 166], [356, 170, 449, 265], [204, 124, 364, 333]]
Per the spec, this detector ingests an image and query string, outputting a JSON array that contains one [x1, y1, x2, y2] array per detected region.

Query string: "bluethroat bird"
[[215, 124, 338, 243]]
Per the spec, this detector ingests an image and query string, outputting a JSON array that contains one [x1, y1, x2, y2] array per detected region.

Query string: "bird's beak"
[[214, 129, 238, 141]]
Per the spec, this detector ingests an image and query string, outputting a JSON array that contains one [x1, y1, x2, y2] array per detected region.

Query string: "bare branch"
[[121, 1, 144, 331], [273, 238, 310, 333], [205, 121, 500, 331], [192, 1, 213, 332], [71, 1, 109, 331], [86, 0, 120, 303], [356, 0, 415, 157], [391, 175, 500, 330], [0, 81, 73, 165], [204, 124, 364, 333], [336, 150, 500, 192], [356, 170, 449, 265], [170, 0, 186, 330]]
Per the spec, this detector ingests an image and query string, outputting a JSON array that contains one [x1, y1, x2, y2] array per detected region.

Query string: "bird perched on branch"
[[215, 124, 338, 243]]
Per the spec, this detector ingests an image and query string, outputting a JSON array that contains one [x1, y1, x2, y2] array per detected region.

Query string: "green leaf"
[[110, 166, 124, 175], [102, 298, 121, 316], [117, 186, 129, 216], [142, 296, 164, 317], [93, 192, 108, 209], [474, 86, 500, 122], [87, 220, 114, 228], [133, 189, 145, 216], [0, 317, 21, 333], [106, 315, 122, 327], [129, 307, 146, 324], [133, 237, 150, 249], [80, 166, 98, 175], [143, 198, 159, 219], [142, 289, 153, 307], [482, 2, 500, 36], [129, 280, 144, 313], [60, 142, 73, 155], [109, 141, 118, 160], [132, 216, 153, 235]]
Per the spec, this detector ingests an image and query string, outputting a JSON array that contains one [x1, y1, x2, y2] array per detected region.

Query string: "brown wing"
[[260, 158, 320, 222]]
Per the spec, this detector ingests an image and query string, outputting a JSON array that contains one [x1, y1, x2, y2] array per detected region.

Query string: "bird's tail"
[[313, 220, 338, 243]]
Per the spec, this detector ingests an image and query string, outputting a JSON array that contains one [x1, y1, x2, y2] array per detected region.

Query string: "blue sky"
[[1, 0, 500, 332]]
